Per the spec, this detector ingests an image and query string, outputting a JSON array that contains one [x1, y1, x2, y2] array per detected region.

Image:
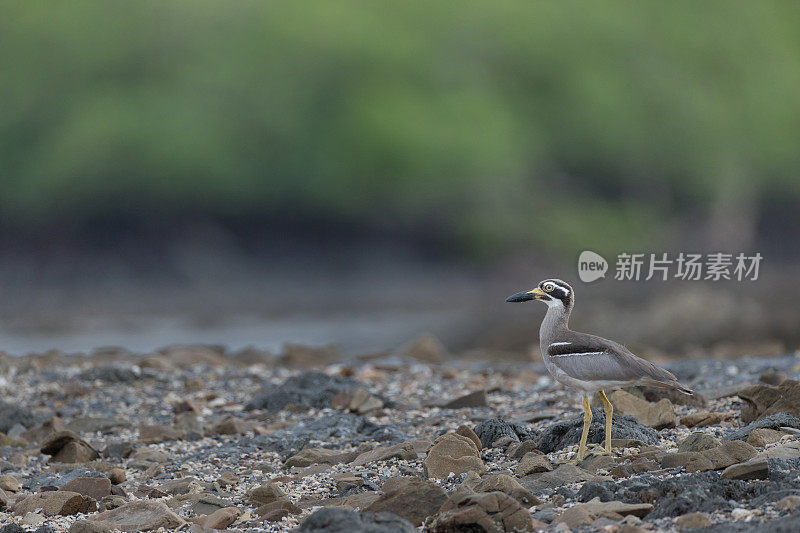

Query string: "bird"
[[506, 278, 692, 461]]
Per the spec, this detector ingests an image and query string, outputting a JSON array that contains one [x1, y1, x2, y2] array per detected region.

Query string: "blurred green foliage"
[[1, 1, 799, 256]]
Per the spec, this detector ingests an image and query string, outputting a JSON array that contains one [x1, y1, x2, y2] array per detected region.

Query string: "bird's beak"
[[506, 287, 547, 302]]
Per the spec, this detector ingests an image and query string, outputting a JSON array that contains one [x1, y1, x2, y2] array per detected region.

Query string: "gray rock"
[[473, 418, 536, 449], [519, 464, 596, 492], [442, 390, 487, 409], [254, 414, 406, 457], [245, 371, 363, 412], [537, 408, 658, 453], [78, 366, 140, 383], [724, 413, 800, 442], [296, 508, 416, 533], [24, 469, 107, 491], [0, 401, 37, 433]]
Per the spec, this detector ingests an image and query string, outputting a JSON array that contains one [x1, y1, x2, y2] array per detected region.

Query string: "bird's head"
[[506, 278, 574, 310]]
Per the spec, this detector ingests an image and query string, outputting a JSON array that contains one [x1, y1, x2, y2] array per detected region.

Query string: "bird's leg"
[[577, 394, 592, 461], [599, 389, 613, 454]]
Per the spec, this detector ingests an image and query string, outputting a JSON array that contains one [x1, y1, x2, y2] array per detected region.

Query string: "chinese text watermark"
[[578, 251, 762, 282]]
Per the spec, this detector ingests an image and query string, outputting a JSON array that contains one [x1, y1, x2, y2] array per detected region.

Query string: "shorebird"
[[507, 278, 692, 460]]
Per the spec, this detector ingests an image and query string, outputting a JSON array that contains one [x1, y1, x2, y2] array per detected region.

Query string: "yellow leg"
[[577, 394, 592, 461], [599, 390, 613, 454]]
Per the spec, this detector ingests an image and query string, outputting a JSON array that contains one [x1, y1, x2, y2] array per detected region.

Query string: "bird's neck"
[[540, 303, 571, 342]]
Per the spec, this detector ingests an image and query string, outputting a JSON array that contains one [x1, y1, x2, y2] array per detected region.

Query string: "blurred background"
[[0, 1, 798, 358]]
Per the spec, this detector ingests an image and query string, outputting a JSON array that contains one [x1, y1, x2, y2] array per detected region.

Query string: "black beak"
[[506, 291, 535, 302]]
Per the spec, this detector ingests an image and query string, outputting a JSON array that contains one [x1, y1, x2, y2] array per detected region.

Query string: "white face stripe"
[[541, 280, 570, 297], [550, 351, 605, 358]]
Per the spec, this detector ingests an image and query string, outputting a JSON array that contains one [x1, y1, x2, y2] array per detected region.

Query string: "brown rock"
[[0, 488, 8, 510], [680, 411, 726, 428], [759, 371, 787, 386], [428, 491, 534, 533], [200, 507, 240, 529], [351, 442, 417, 467], [556, 505, 594, 527], [758, 442, 800, 459], [610, 390, 676, 429], [577, 497, 653, 518], [702, 440, 757, 470], [107, 468, 126, 485], [721, 458, 769, 480], [92, 500, 186, 531], [0, 475, 21, 493], [473, 474, 540, 507], [14, 491, 96, 516], [747, 428, 784, 447], [40, 431, 99, 463], [776, 495, 800, 512], [365, 477, 447, 526], [738, 380, 800, 423], [21, 417, 68, 445], [402, 333, 447, 363], [248, 482, 286, 506], [256, 499, 302, 518], [677, 432, 720, 453], [138, 424, 184, 444], [443, 390, 488, 409], [515, 452, 553, 476], [455, 425, 482, 451], [68, 520, 113, 533], [675, 511, 712, 530], [130, 448, 170, 464], [217, 471, 239, 487], [424, 433, 486, 479], [61, 477, 112, 500], [284, 448, 358, 468], [212, 416, 251, 435], [508, 439, 542, 459], [660, 452, 715, 473]]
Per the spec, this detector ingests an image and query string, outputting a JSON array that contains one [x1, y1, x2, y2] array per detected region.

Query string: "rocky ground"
[[0, 338, 799, 532]]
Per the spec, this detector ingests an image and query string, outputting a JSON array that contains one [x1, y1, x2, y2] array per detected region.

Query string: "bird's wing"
[[547, 333, 680, 385]]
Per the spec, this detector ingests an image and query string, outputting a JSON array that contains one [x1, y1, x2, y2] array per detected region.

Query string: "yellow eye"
[[543, 283, 555, 292]]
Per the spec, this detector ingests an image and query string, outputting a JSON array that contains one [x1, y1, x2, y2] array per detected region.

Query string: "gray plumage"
[[533, 279, 692, 395]]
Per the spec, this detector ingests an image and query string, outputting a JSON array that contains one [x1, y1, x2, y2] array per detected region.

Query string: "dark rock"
[[473, 418, 535, 449], [519, 463, 597, 492], [297, 507, 416, 533], [78, 366, 140, 383], [245, 371, 363, 412], [442, 390, 487, 409], [738, 380, 800, 423], [0, 527, 25, 533], [102, 441, 134, 459], [700, 511, 800, 532], [40, 431, 99, 463], [0, 401, 37, 433], [254, 414, 406, 457], [364, 477, 447, 526], [427, 491, 535, 533], [537, 408, 658, 454], [759, 371, 788, 386], [24, 469, 108, 491], [724, 413, 800, 442]]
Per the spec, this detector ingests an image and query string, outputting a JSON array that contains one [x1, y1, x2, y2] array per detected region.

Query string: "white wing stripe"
[[551, 351, 605, 358], [549, 342, 571, 347]]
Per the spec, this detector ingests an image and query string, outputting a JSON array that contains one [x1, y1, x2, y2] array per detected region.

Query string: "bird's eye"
[[543, 283, 555, 292]]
